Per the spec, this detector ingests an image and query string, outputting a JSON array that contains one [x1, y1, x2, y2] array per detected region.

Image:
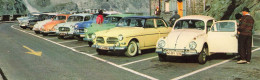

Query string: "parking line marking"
[[72, 45, 89, 49], [45, 37, 57, 40], [11, 25, 158, 80], [120, 56, 158, 66], [57, 40, 77, 43], [171, 47, 260, 80]]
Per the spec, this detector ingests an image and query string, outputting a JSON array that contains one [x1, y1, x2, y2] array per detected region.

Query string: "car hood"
[[76, 20, 94, 29], [95, 27, 143, 37], [58, 22, 80, 28], [86, 23, 116, 34], [44, 20, 65, 29], [165, 29, 205, 49]]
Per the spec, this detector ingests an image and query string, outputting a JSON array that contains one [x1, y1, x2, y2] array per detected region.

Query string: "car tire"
[[30, 28, 33, 30], [58, 36, 64, 39], [42, 33, 48, 36], [34, 31, 40, 34], [198, 46, 208, 64], [96, 49, 108, 55], [22, 27, 26, 29], [158, 54, 167, 62], [124, 41, 138, 57], [88, 42, 93, 47]]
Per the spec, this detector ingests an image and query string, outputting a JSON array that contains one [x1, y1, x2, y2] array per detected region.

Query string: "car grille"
[[96, 37, 105, 44], [107, 37, 118, 44], [59, 27, 70, 32]]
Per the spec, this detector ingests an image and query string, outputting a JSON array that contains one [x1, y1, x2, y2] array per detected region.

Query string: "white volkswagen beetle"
[[156, 15, 238, 64]]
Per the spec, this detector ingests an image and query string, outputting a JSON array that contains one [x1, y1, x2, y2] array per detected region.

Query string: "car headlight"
[[92, 34, 96, 39], [158, 40, 166, 48], [118, 34, 123, 41], [189, 41, 197, 49], [84, 29, 88, 33], [75, 25, 78, 28]]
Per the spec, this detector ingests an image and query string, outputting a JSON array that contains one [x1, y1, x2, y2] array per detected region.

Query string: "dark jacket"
[[237, 15, 254, 36]]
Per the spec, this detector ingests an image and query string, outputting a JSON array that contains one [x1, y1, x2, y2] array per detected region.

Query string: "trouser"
[[238, 35, 252, 62]]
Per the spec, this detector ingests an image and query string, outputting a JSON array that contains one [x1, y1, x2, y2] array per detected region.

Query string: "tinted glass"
[[117, 18, 145, 27], [174, 20, 205, 30]]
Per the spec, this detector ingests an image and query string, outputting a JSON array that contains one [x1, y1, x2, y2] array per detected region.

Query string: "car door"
[[208, 20, 238, 53], [143, 19, 160, 47], [155, 19, 172, 38]]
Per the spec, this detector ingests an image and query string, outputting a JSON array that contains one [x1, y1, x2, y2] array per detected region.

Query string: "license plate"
[[99, 46, 109, 50], [80, 35, 85, 37], [60, 33, 66, 36], [166, 50, 182, 56]]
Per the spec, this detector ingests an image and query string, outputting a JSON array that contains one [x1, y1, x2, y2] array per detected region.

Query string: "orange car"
[[41, 14, 71, 36]]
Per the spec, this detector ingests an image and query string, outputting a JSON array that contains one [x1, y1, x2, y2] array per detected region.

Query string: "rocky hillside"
[[0, 0, 28, 15], [204, 0, 260, 31]]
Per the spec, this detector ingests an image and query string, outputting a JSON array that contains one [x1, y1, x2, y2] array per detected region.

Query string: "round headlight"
[[118, 34, 124, 41], [75, 25, 78, 28], [158, 40, 166, 48], [84, 29, 88, 33], [92, 34, 96, 39], [189, 41, 197, 49]]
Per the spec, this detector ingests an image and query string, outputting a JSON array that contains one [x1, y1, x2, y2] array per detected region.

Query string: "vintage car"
[[41, 14, 71, 36], [92, 16, 172, 57], [73, 13, 111, 40], [55, 13, 92, 39], [31, 13, 57, 34], [83, 14, 135, 46], [19, 12, 43, 29], [156, 15, 238, 64]]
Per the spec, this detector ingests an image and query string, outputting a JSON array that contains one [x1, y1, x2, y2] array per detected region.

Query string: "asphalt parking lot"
[[1, 22, 260, 80]]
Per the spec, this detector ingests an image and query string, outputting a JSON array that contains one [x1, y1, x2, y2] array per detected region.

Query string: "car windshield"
[[67, 16, 83, 22], [53, 16, 66, 20], [174, 19, 205, 30], [45, 15, 56, 19], [30, 15, 40, 19], [106, 17, 122, 23], [116, 18, 145, 27]]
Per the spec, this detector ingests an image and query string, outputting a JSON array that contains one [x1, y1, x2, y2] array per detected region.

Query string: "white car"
[[56, 14, 92, 39], [156, 15, 238, 64], [32, 13, 57, 34]]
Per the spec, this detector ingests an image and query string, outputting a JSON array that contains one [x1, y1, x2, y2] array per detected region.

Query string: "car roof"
[[70, 13, 92, 16], [179, 15, 215, 21], [107, 14, 136, 17], [123, 16, 161, 19]]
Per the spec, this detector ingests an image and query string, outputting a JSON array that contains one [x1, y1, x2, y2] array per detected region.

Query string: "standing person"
[[237, 7, 255, 64], [169, 11, 180, 27], [154, 6, 161, 16], [96, 10, 104, 24]]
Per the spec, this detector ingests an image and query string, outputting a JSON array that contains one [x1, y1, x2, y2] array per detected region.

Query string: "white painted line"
[[57, 40, 77, 43], [11, 25, 158, 80], [120, 56, 158, 66], [171, 47, 260, 80], [45, 37, 58, 40], [72, 45, 89, 49]]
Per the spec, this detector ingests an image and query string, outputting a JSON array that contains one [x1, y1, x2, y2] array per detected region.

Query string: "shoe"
[[237, 60, 247, 64]]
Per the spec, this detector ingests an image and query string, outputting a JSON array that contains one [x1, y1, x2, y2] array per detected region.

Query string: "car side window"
[[84, 16, 91, 21], [156, 19, 167, 27], [207, 20, 213, 32], [144, 19, 155, 28], [213, 22, 236, 32]]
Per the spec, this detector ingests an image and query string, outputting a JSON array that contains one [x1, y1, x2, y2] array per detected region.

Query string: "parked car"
[[55, 13, 92, 39], [19, 12, 42, 29], [31, 13, 57, 34], [73, 13, 110, 41], [41, 14, 71, 36], [92, 16, 172, 57], [83, 14, 136, 46], [156, 15, 238, 64]]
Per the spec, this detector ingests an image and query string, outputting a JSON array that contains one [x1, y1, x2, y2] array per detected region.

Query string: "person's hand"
[[238, 31, 240, 34]]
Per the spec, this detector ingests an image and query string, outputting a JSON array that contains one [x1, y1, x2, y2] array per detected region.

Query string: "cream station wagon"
[[156, 15, 238, 64], [92, 16, 172, 57]]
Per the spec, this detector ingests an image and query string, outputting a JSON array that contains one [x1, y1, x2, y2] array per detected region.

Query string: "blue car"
[[73, 13, 110, 41]]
